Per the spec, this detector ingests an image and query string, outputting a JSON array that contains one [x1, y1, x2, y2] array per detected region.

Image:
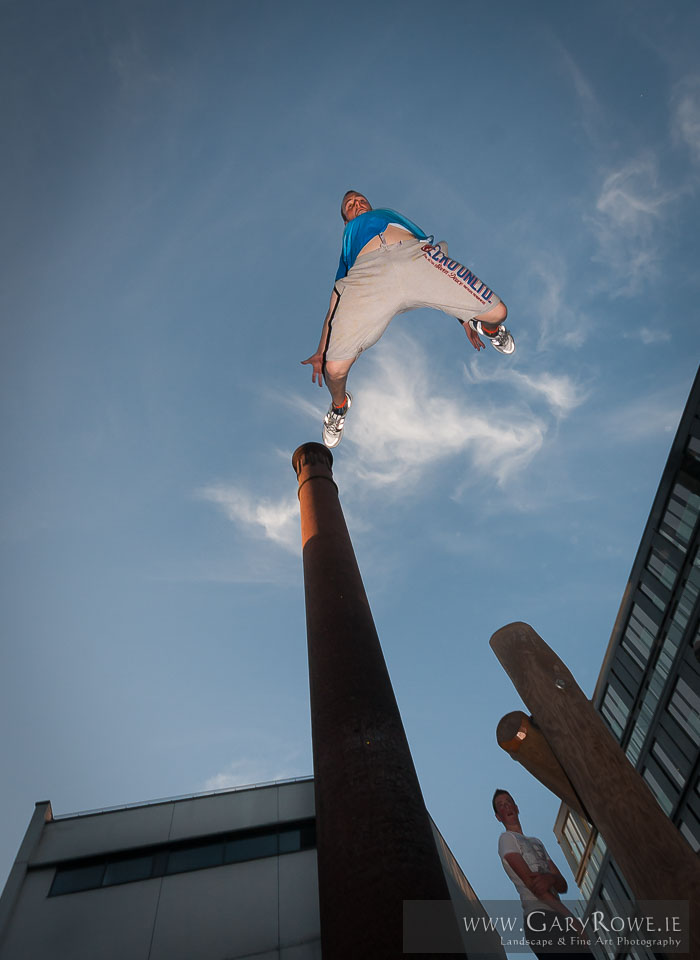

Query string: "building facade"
[[0, 779, 321, 960], [554, 368, 700, 960], [0, 776, 498, 959]]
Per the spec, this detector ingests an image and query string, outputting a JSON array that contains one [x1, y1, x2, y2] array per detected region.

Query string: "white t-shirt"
[[498, 830, 558, 911]]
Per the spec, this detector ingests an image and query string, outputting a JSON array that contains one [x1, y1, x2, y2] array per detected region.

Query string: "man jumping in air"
[[302, 190, 515, 448]]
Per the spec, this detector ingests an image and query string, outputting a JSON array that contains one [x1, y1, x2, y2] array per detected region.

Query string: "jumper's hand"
[[463, 320, 485, 351], [301, 352, 324, 386]]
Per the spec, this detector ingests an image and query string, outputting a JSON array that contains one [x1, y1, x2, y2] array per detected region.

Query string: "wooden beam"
[[491, 622, 699, 957], [496, 710, 588, 819]]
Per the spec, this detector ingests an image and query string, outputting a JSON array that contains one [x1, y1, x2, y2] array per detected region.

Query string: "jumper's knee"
[[478, 301, 507, 326], [325, 358, 355, 382]]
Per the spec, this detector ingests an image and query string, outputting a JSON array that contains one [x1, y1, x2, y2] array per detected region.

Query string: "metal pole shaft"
[[292, 443, 453, 959]]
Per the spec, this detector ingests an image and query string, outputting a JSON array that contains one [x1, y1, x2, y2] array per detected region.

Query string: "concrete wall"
[[1, 782, 497, 959], [0, 781, 321, 960], [30, 780, 314, 864]]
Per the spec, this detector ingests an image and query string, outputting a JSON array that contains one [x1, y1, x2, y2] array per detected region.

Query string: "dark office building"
[[554, 367, 700, 960]]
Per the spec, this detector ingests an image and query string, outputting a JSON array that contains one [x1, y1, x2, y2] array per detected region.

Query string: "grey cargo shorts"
[[325, 235, 501, 362]]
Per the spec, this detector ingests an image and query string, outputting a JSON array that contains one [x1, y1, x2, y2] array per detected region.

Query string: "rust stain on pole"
[[491, 621, 700, 957], [292, 442, 455, 959]]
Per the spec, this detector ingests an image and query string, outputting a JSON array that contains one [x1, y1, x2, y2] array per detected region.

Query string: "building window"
[[563, 814, 590, 867], [225, 833, 277, 863], [601, 683, 630, 738], [641, 762, 676, 815], [620, 603, 659, 670], [48, 817, 316, 897], [639, 577, 666, 611], [688, 431, 700, 462], [678, 813, 700, 853], [667, 677, 700, 747], [166, 841, 225, 875], [578, 830, 606, 898], [50, 863, 106, 896], [650, 738, 685, 788], [659, 476, 700, 553], [672, 567, 700, 635], [645, 543, 679, 591], [103, 855, 155, 887]]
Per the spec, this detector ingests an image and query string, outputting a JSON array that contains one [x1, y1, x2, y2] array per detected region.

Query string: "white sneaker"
[[322, 393, 352, 448], [469, 319, 515, 355]]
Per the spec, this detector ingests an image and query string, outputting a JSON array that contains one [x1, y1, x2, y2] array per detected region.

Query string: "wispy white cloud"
[[197, 484, 299, 552], [623, 326, 671, 345], [527, 255, 587, 350], [590, 154, 675, 294], [336, 334, 553, 490], [202, 336, 590, 549], [672, 75, 700, 166], [465, 361, 588, 419], [596, 157, 671, 224], [203, 755, 306, 792], [553, 40, 603, 143]]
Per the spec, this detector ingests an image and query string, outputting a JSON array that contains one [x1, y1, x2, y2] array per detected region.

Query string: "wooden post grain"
[[496, 710, 588, 820], [491, 622, 700, 957]]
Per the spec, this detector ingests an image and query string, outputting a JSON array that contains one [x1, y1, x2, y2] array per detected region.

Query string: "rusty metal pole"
[[292, 443, 454, 959]]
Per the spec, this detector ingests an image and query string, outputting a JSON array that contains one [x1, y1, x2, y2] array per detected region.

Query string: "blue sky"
[[2, 0, 699, 931]]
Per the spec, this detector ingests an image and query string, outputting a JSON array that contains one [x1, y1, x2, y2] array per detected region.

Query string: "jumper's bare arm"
[[301, 287, 339, 387]]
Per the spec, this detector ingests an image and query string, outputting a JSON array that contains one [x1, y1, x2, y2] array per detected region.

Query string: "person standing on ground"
[[302, 190, 515, 448], [493, 789, 591, 958]]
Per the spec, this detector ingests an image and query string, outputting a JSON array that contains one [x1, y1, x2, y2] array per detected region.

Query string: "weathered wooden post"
[[491, 622, 699, 957], [496, 710, 588, 819], [292, 442, 458, 958]]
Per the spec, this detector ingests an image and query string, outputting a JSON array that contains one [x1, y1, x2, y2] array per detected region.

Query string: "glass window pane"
[[300, 823, 316, 849], [225, 833, 277, 863], [50, 863, 105, 896], [642, 767, 674, 815], [639, 579, 666, 610], [688, 434, 700, 461], [630, 602, 660, 637], [659, 478, 700, 551], [646, 546, 678, 589], [279, 829, 302, 854], [651, 740, 685, 787], [602, 681, 630, 739], [668, 678, 700, 746], [166, 842, 224, 874], [103, 856, 154, 886], [679, 814, 700, 853]]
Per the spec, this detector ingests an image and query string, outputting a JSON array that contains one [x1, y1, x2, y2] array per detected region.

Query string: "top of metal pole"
[[292, 442, 336, 498]]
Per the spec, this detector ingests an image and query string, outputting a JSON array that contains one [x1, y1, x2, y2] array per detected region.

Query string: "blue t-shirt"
[[335, 208, 428, 281]]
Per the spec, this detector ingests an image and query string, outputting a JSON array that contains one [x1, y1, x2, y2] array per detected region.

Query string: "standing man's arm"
[[545, 857, 568, 895], [503, 852, 565, 901], [301, 287, 339, 387], [503, 853, 583, 931]]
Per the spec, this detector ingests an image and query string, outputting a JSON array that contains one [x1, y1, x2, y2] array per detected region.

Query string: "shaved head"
[[341, 190, 370, 222]]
